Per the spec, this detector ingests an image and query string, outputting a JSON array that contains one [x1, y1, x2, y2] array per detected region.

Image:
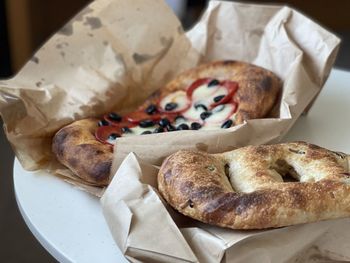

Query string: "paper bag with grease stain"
[[0, 0, 340, 194], [111, 0, 341, 170], [102, 153, 350, 263], [0, 0, 200, 192]]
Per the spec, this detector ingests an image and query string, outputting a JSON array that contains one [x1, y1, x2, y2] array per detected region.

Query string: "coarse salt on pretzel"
[[157, 142, 350, 229]]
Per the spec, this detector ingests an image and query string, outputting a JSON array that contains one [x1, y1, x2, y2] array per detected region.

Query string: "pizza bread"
[[158, 142, 350, 229], [52, 60, 282, 186], [52, 118, 113, 186]]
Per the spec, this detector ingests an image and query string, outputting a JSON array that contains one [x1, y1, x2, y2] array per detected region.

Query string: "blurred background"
[[0, 0, 349, 262]]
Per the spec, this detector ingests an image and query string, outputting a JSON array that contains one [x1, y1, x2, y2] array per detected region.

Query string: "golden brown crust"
[[52, 118, 113, 186], [52, 61, 281, 186], [158, 142, 350, 229], [160, 60, 282, 124]]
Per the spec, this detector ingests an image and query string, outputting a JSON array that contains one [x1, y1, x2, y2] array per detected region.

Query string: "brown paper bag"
[[111, 1, 341, 169], [102, 153, 350, 263], [0, 0, 199, 193], [0, 0, 340, 196]]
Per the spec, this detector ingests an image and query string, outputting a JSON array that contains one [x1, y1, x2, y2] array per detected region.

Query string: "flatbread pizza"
[[52, 60, 282, 186]]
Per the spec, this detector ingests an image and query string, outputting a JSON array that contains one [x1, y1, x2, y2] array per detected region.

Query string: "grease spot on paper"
[[196, 143, 209, 152], [56, 42, 69, 49], [31, 56, 39, 64], [84, 17, 102, 30], [75, 7, 93, 21], [160, 36, 173, 47], [215, 29, 223, 40], [115, 53, 125, 64], [132, 37, 174, 64], [59, 24, 74, 36], [250, 28, 264, 36], [133, 53, 154, 64]]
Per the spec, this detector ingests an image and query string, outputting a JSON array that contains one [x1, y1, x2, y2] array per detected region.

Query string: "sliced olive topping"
[[165, 102, 178, 111], [153, 127, 164, 133], [108, 112, 122, 122], [212, 104, 225, 113], [177, 123, 190, 130], [191, 122, 202, 130], [194, 103, 208, 111], [139, 119, 155, 128], [213, 95, 225, 103], [121, 126, 132, 133], [166, 124, 176, 132], [208, 79, 220, 87], [145, 104, 158, 115], [221, 119, 233, 129], [108, 133, 120, 140], [200, 111, 212, 120], [141, 130, 152, 135], [159, 118, 170, 127], [98, 120, 109, 126]]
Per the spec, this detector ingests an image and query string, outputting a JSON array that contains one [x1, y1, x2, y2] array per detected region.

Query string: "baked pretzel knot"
[[158, 142, 350, 229]]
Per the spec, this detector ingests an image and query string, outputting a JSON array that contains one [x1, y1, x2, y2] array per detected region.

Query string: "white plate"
[[14, 69, 350, 262], [14, 160, 127, 263]]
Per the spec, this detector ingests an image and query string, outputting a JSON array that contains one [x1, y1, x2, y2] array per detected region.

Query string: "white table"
[[14, 161, 127, 263], [14, 68, 350, 263], [282, 68, 350, 152]]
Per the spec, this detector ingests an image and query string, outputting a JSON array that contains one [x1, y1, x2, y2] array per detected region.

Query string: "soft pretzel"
[[158, 142, 350, 229]]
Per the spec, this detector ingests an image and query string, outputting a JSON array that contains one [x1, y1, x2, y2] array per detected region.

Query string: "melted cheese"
[[192, 84, 215, 102], [174, 117, 194, 128], [205, 104, 235, 124], [104, 80, 238, 144], [192, 84, 228, 107], [159, 90, 189, 112], [203, 114, 237, 130], [183, 105, 206, 121], [126, 126, 156, 136], [158, 82, 236, 130], [107, 125, 156, 144], [107, 137, 117, 145]]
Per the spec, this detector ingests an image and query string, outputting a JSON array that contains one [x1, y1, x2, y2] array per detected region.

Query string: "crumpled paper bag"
[[0, 0, 340, 195], [111, 0, 341, 169], [0, 0, 199, 191], [102, 153, 350, 263]]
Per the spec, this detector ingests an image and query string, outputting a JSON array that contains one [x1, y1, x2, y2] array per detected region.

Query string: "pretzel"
[[158, 142, 350, 229]]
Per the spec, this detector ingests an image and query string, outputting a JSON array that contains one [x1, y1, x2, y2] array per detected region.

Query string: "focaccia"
[[158, 142, 350, 229]]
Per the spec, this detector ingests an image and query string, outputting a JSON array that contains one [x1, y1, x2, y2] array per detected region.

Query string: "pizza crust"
[[52, 60, 282, 186], [158, 142, 350, 229], [52, 118, 113, 186], [161, 60, 282, 124]]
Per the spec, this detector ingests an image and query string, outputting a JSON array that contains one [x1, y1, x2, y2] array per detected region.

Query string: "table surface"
[[14, 68, 350, 263], [14, 165, 127, 263]]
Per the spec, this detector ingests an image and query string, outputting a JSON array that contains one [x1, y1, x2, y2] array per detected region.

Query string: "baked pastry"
[[158, 142, 350, 229], [52, 60, 281, 186]]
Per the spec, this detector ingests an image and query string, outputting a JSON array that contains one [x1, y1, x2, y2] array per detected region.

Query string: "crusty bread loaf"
[[158, 142, 350, 229]]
